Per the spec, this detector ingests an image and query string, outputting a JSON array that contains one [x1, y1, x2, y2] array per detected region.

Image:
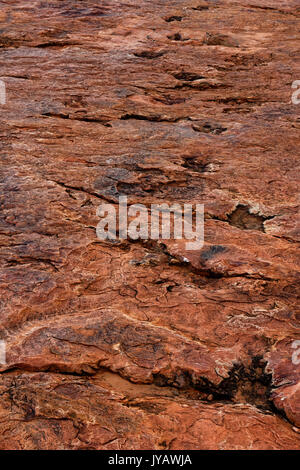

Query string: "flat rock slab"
[[0, 0, 299, 449]]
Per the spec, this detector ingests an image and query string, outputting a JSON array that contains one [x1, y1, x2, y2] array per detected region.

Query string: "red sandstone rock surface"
[[0, 0, 299, 450]]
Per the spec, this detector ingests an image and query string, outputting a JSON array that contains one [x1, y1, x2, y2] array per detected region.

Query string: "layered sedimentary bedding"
[[0, 0, 299, 450]]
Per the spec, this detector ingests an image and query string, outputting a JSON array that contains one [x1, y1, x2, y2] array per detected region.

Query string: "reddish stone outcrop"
[[0, 0, 299, 449]]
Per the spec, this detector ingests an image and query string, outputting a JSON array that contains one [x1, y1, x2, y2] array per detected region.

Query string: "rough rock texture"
[[0, 0, 299, 450]]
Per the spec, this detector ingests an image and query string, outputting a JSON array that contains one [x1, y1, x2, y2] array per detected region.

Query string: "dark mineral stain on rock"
[[200, 245, 226, 261]]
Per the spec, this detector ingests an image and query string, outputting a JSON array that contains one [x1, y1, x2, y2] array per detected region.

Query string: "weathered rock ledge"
[[0, 0, 299, 449]]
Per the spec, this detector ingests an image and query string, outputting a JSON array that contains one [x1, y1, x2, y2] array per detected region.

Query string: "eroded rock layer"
[[0, 0, 299, 450]]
